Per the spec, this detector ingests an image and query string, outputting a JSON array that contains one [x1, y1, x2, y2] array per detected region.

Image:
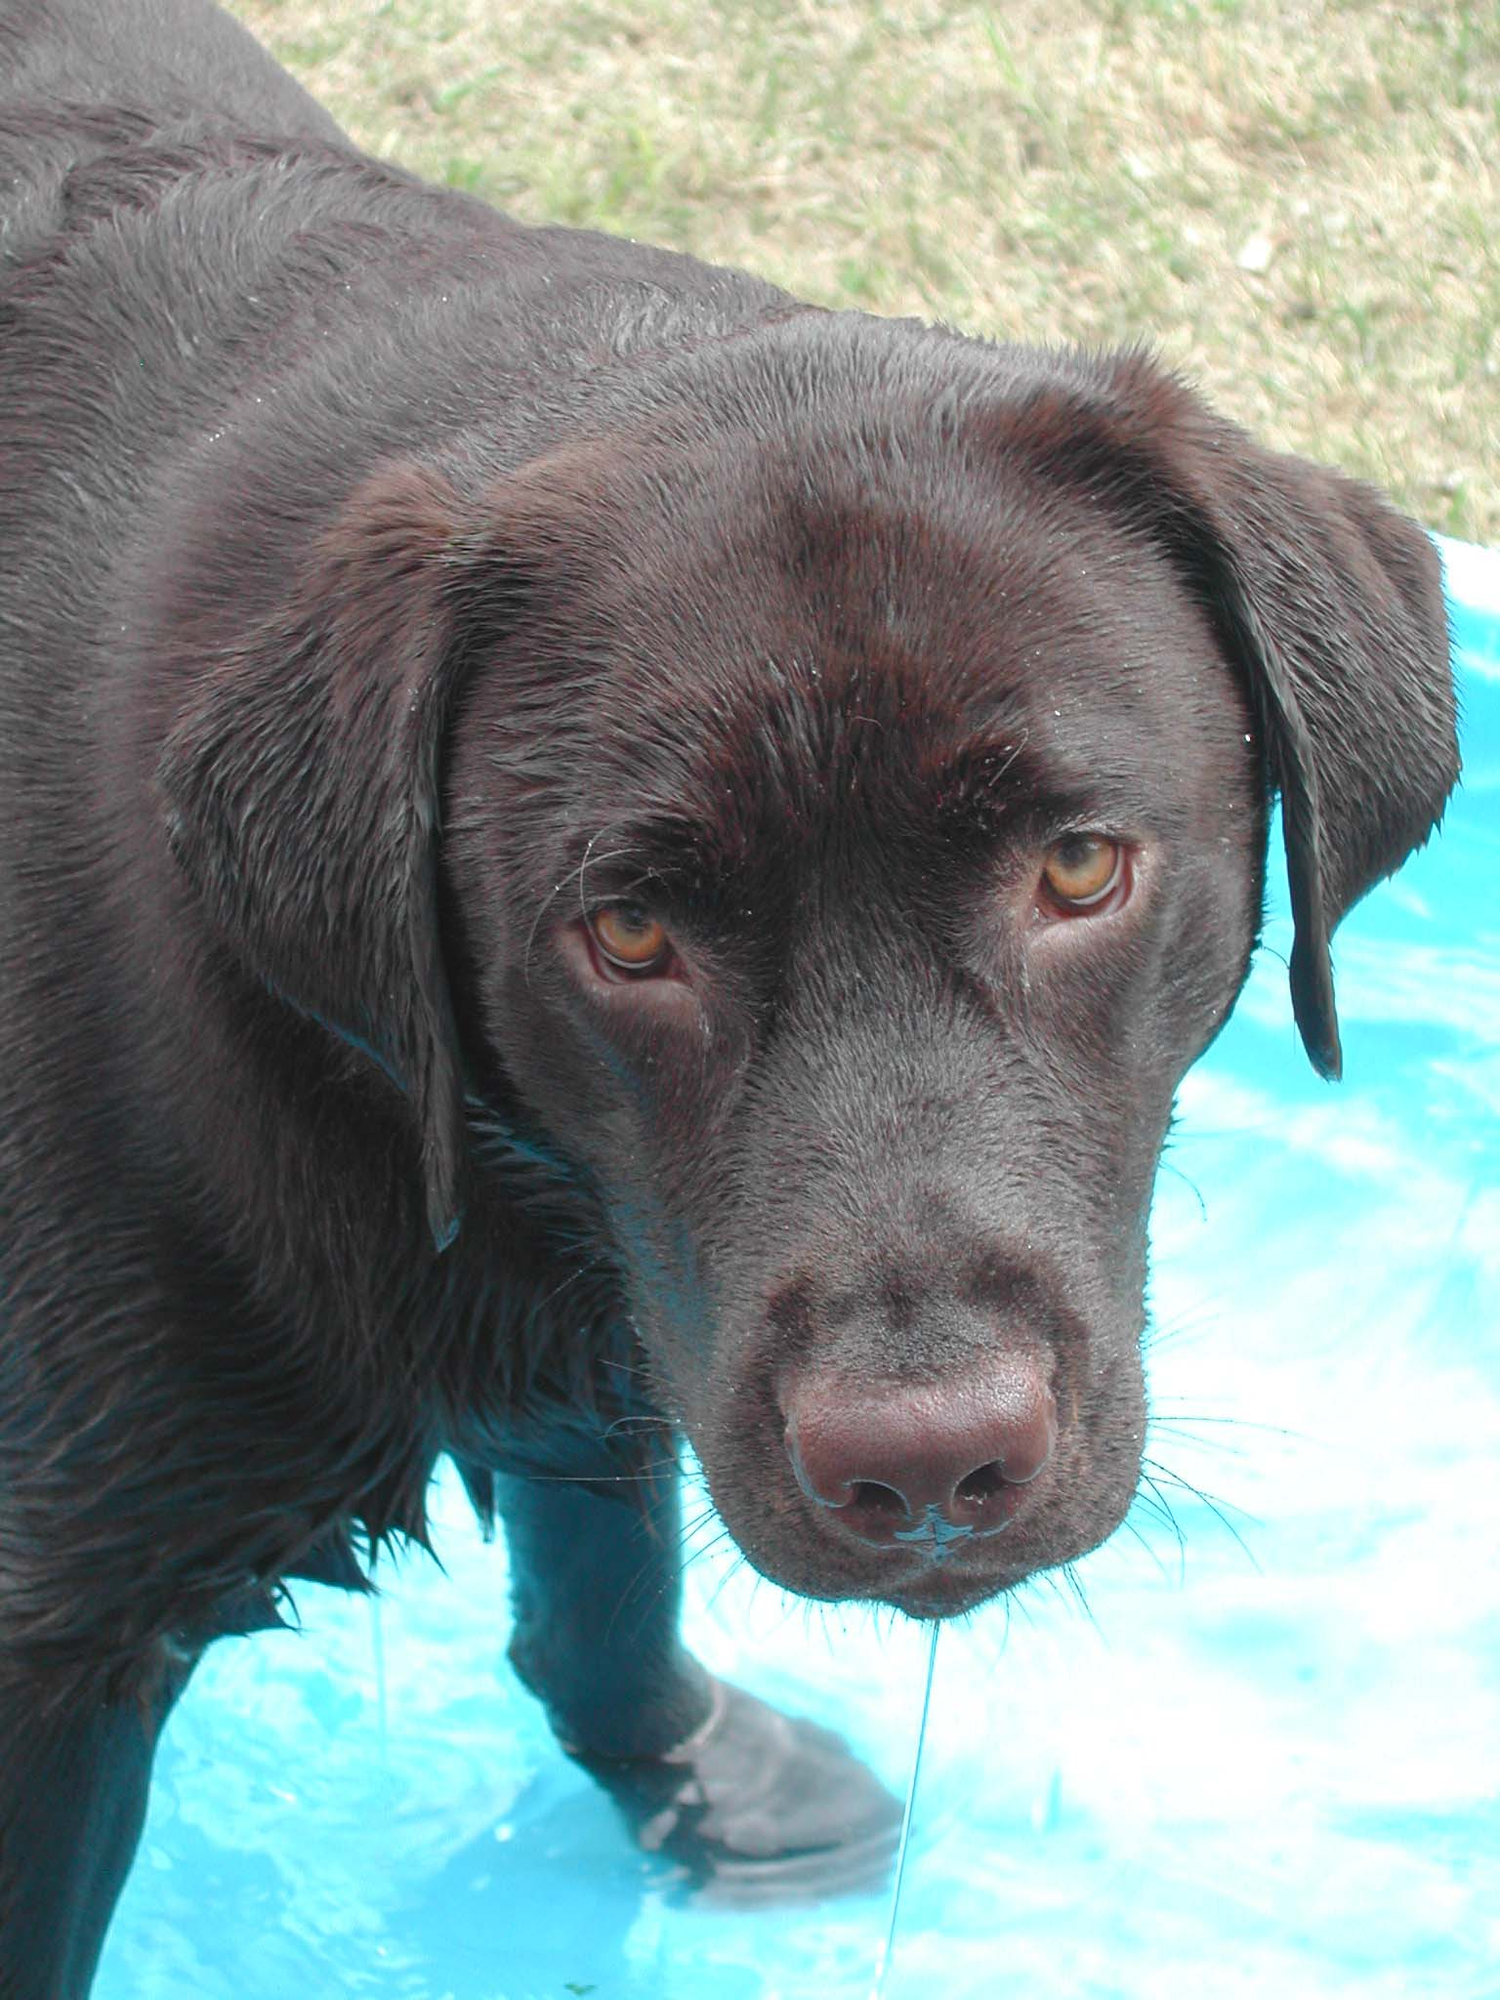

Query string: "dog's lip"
[[771, 1515, 1037, 1618], [879, 1564, 1017, 1619]]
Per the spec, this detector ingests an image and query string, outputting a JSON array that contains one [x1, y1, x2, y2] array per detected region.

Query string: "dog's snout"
[[780, 1358, 1057, 1550]]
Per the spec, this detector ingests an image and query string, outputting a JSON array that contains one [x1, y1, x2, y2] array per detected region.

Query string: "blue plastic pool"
[[97, 539, 1500, 2000]]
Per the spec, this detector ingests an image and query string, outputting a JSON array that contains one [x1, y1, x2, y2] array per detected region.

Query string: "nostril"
[[848, 1480, 908, 1519], [954, 1458, 1008, 1508]]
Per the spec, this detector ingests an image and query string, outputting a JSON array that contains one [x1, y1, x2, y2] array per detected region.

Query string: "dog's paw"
[[575, 1676, 902, 1906]]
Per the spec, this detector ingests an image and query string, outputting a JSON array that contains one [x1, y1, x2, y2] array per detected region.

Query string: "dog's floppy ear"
[[157, 460, 478, 1251], [1005, 354, 1459, 1076]]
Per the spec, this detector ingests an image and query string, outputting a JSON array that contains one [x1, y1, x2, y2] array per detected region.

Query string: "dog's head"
[[160, 327, 1457, 1617]]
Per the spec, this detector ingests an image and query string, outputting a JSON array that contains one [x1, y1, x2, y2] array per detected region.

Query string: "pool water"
[[97, 541, 1500, 2000]]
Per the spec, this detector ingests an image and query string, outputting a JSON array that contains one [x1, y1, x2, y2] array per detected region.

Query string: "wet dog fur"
[[0, 0, 1458, 1986]]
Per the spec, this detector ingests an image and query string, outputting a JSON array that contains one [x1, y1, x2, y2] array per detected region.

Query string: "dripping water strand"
[[869, 1620, 941, 2000], [369, 1592, 389, 1763]]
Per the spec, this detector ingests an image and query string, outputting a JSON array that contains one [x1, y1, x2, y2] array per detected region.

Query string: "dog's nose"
[[781, 1360, 1056, 1549]]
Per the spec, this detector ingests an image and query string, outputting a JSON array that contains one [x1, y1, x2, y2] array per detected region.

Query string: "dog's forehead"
[[572, 453, 1251, 872]]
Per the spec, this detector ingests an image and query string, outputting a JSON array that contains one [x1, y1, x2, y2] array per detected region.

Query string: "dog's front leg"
[[0, 1650, 195, 1999], [495, 1427, 713, 1763], [493, 1429, 901, 1901]]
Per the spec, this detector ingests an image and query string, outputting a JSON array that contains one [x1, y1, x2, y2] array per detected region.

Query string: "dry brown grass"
[[231, 0, 1499, 542]]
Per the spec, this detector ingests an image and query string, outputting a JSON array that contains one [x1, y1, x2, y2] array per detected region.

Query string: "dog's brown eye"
[[588, 904, 671, 973], [1040, 834, 1123, 911]]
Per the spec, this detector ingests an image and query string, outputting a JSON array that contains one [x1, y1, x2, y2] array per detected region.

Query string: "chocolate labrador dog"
[[0, 0, 1459, 1987]]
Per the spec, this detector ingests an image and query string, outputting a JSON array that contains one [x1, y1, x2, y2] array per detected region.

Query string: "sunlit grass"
[[234, 0, 1499, 542]]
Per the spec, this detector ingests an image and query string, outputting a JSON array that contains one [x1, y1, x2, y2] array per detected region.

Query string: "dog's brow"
[[930, 732, 1030, 794], [928, 732, 1067, 825]]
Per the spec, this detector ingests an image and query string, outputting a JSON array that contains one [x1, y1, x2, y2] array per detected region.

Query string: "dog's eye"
[[587, 904, 672, 975], [1040, 834, 1124, 912]]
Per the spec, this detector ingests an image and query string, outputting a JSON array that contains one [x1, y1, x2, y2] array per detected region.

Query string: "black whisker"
[[1141, 1457, 1262, 1570], [1118, 1512, 1177, 1584], [1131, 1472, 1188, 1573]]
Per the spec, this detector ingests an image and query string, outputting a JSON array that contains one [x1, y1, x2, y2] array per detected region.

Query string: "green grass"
[[235, 0, 1499, 543]]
